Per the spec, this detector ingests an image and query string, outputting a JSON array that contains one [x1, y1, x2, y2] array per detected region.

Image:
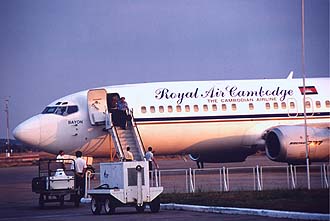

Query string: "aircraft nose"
[[13, 115, 41, 146]]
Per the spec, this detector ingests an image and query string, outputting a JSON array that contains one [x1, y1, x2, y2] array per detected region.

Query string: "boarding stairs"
[[105, 110, 146, 161]]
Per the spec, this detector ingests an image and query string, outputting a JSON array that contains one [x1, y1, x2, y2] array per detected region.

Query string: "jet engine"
[[265, 125, 330, 164], [188, 151, 250, 163], [186, 135, 262, 163]]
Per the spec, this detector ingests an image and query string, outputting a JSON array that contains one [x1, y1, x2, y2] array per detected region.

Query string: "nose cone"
[[13, 115, 41, 146]]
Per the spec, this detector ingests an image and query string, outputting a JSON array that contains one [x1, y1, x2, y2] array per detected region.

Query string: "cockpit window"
[[42, 106, 57, 114], [56, 106, 67, 115], [67, 106, 78, 114], [42, 105, 79, 116]]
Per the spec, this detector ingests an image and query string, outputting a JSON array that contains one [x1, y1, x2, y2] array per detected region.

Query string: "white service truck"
[[88, 161, 163, 215]]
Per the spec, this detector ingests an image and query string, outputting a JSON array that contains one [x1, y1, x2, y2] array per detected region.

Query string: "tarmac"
[[0, 155, 328, 221]]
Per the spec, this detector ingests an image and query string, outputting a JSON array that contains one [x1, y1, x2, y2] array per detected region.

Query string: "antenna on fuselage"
[[286, 71, 294, 79]]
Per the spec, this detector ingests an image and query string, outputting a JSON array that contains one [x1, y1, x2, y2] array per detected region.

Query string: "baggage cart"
[[32, 159, 81, 208]]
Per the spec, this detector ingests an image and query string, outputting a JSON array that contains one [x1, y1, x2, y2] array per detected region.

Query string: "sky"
[[0, 0, 329, 139]]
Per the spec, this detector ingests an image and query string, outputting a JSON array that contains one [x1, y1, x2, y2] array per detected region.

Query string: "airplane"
[[13, 73, 330, 164]]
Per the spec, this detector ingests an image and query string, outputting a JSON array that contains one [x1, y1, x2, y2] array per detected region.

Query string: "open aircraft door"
[[88, 89, 108, 126]]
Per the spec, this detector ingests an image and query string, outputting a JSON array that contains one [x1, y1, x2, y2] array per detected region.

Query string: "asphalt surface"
[[0, 156, 320, 221]]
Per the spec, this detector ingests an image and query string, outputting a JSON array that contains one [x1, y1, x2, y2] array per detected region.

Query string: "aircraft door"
[[87, 89, 108, 125]]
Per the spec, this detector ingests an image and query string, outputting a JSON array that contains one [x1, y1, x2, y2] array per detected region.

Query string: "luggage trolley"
[[88, 161, 163, 215], [32, 159, 81, 208]]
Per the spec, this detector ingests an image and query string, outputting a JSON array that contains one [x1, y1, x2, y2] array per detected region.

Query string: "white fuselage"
[[13, 77, 330, 163]]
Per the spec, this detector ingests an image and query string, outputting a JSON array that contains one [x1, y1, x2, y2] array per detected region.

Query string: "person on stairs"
[[125, 146, 134, 161], [117, 97, 128, 129]]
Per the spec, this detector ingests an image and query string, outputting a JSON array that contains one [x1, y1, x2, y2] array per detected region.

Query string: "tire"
[[59, 195, 65, 207], [104, 198, 116, 215], [149, 196, 160, 213], [135, 204, 145, 213], [74, 195, 80, 208], [91, 197, 102, 215], [38, 194, 45, 209]]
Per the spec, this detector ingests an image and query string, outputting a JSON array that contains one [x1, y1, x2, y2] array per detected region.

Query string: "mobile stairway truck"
[[87, 161, 163, 215]]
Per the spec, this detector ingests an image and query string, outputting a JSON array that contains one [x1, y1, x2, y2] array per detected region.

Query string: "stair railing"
[[129, 108, 146, 161], [106, 111, 124, 161]]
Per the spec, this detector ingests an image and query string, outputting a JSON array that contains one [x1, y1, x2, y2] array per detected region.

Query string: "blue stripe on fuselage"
[[134, 112, 330, 123]]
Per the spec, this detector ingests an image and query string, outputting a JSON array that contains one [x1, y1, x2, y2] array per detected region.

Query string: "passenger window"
[[231, 104, 237, 111], [141, 106, 147, 113], [290, 102, 295, 109], [193, 105, 199, 112], [222, 104, 227, 111], [168, 106, 173, 113], [305, 101, 311, 109], [326, 100, 330, 108], [281, 102, 286, 109], [212, 104, 217, 111], [316, 101, 321, 108], [159, 106, 164, 113], [273, 102, 278, 109], [150, 106, 155, 113], [185, 105, 190, 112], [265, 103, 270, 110], [249, 103, 254, 110], [176, 105, 182, 112], [203, 105, 208, 112]]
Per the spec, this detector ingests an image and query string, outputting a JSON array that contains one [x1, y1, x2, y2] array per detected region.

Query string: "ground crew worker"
[[125, 146, 134, 161], [145, 146, 159, 170], [56, 150, 65, 161], [71, 151, 87, 197]]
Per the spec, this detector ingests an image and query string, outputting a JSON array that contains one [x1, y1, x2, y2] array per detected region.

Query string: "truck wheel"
[[150, 196, 160, 213], [135, 204, 145, 213], [74, 195, 80, 207], [59, 195, 65, 207], [39, 194, 45, 208], [104, 198, 116, 215], [91, 197, 101, 215]]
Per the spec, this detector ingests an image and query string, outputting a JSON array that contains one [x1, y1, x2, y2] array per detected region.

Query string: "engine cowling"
[[186, 136, 261, 163], [187, 145, 258, 163], [265, 125, 330, 164]]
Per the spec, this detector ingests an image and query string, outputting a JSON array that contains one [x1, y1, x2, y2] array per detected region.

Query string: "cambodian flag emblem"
[[298, 86, 318, 95]]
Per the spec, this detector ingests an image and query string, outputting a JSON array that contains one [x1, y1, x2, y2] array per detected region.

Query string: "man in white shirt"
[[56, 150, 66, 169], [71, 151, 87, 197], [56, 150, 65, 161], [125, 146, 134, 161], [145, 146, 158, 171]]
